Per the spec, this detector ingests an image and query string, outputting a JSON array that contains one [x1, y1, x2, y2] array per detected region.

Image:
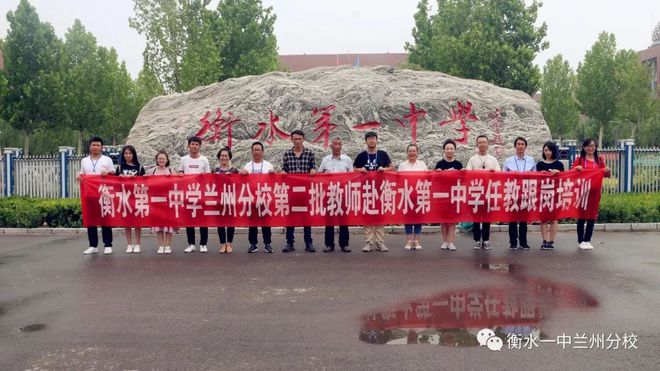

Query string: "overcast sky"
[[1, 0, 659, 78]]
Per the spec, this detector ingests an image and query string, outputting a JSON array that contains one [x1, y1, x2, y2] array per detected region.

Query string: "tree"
[[576, 32, 619, 148], [129, 0, 279, 92], [135, 57, 165, 106], [215, 0, 279, 80], [540, 55, 580, 141], [130, 0, 223, 93], [97, 48, 142, 145], [404, 0, 548, 95], [62, 19, 104, 153], [2, 0, 66, 156], [613, 49, 655, 140]]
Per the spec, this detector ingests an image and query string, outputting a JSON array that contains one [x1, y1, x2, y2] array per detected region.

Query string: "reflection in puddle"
[[359, 264, 598, 346], [19, 323, 46, 332]]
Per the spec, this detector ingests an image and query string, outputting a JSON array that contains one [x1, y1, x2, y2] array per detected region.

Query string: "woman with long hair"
[[571, 138, 610, 250]]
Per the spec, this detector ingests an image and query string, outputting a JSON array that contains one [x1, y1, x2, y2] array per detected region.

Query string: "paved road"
[[1, 230, 659, 370]]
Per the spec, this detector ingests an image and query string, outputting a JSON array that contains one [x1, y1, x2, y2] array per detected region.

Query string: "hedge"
[[0, 197, 82, 228], [0, 193, 658, 228]]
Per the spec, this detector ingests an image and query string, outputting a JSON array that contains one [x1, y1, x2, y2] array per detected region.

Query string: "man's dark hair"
[[89, 136, 103, 146], [476, 134, 488, 143], [290, 130, 305, 138], [443, 139, 457, 150], [251, 141, 264, 151], [187, 136, 202, 145], [364, 131, 378, 140], [514, 136, 528, 147]]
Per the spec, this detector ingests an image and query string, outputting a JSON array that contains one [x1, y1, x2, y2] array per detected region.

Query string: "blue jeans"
[[404, 224, 422, 235]]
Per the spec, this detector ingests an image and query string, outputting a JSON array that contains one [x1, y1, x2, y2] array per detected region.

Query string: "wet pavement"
[[1, 231, 659, 370]]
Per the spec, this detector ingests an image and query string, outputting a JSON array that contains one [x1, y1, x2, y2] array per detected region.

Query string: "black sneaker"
[[509, 244, 518, 250], [340, 247, 351, 253], [264, 244, 273, 253], [541, 241, 550, 250], [282, 244, 295, 253], [548, 241, 555, 250], [323, 246, 335, 253], [520, 244, 531, 250], [305, 244, 316, 253], [248, 245, 258, 253]]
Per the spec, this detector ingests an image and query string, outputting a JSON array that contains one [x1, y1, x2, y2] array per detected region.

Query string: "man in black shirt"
[[353, 131, 393, 252], [282, 130, 317, 252]]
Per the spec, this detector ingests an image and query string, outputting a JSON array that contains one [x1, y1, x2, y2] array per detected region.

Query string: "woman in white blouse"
[[397, 144, 428, 251]]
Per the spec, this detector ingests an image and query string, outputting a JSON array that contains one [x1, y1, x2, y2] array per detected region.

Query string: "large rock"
[[127, 66, 551, 170]]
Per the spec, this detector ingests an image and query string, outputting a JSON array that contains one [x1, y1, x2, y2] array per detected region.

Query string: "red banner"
[[80, 170, 604, 227]]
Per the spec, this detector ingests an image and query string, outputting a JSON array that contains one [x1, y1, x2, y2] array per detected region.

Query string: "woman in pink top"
[[571, 138, 610, 250], [149, 150, 178, 254]]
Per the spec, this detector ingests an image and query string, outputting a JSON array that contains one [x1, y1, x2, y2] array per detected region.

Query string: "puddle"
[[359, 264, 598, 346], [19, 323, 46, 332]]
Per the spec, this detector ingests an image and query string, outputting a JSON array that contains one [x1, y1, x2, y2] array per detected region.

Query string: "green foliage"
[[540, 55, 580, 140], [129, 0, 279, 93], [597, 193, 660, 223], [405, 0, 548, 95], [0, 197, 81, 228], [613, 49, 656, 141], [576, 32, 619, 147], [215, 0, 279, 81], [2, 0, 67, 156]]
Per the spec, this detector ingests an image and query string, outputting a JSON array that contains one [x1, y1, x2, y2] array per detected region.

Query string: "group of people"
[[78, 132, 609, 256]]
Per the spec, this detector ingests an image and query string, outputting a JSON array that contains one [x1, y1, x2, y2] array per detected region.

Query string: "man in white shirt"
[[77, 136, 115, 255], [502, 136, 536, 250], [466, 135, 500, 250], [241, 141, 275, 253], [178, 136, 211, 253], [318, 137, 352, 253]]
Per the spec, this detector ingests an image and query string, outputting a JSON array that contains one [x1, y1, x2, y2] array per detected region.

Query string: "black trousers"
[[325, 226, 349, 248], [87, 227, 113, 247], [248, 226, 272, 245], [577, 219, 595, 242], [186, 227, 208, 245], [508, 222, 528, 246], [473, 223, 491, 242], [217, 227, 235, 244], [286, 226, 312, 246]]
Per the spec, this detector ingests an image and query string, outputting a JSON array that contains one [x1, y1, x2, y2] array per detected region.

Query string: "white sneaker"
[[83, 247, 98, 255], [164, 246, 172, 254], [473, 241, 481, 250], [362, 244, 373, 252], [580, 241, 594, 250], [133, 244, 141, 253], [440, 242, 448, 250], [414, 242, 423, 251], [404, 243, 412, 251], [184, 245, 196, 253], [126, 245, 134, 253], [103, 247, 113, 255], [448, 243, 457, 251], [199, 245, 208, 253], [482, 241, 492, 250], [376, 243, 389, 252], [157, 246, 164, 254]]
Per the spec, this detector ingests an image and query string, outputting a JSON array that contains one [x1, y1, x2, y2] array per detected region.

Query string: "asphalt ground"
[[1, 230, 659, 370]]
